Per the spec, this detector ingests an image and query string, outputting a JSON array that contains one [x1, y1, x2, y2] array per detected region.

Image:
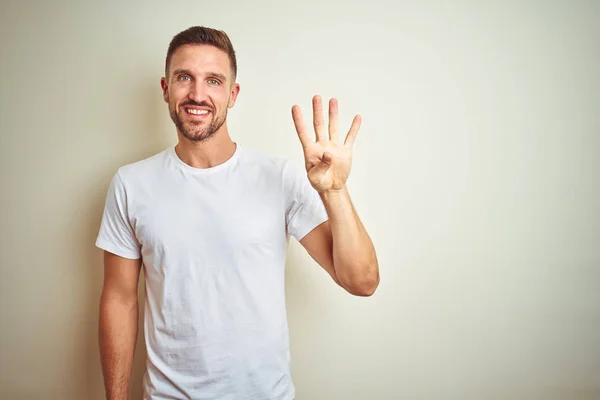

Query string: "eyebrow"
[[171, 69, 228, 82]]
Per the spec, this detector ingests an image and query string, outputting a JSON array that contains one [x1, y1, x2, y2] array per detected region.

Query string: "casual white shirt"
[[96, 143, 328, 399]]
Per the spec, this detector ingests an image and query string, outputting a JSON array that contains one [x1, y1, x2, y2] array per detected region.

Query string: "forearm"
[[320, 186, 379, 296], [98, 293, 138, 400]]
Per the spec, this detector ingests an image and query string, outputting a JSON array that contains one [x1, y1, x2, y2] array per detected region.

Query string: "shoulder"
[[236, 144, 307, 194], [237, 143, 301, 177], [114, 147, 171, 185], [238, 144, 286, 168]]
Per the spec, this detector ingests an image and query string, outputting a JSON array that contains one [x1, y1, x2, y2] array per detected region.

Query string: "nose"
[[188, 80, 208, 103]]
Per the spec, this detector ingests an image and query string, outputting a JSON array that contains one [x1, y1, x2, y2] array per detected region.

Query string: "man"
[[96, 25, 379, 400]]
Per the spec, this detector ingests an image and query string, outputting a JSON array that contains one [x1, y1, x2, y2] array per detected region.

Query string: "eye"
[[208, 79, 220, 85], [178, 75, 191, 81]]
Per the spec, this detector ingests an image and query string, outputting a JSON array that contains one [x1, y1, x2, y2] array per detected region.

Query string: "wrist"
[[319, 185, 348, 201]]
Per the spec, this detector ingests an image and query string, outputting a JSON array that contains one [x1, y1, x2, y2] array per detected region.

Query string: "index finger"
[[343, 114, 362, 148], [292, 105, 311, 148]]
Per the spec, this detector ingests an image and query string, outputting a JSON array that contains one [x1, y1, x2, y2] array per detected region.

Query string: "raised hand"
[[291, 95, 361, 193]]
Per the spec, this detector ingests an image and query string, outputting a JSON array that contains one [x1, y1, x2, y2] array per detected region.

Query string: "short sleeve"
[[95, 171, 141, 259], [284, 161, 329, 241]]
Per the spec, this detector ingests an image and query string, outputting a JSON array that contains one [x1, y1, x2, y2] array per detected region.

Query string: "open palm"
[[291, 95, 361, 193]]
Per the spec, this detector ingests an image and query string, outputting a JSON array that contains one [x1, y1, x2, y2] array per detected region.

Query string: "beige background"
[[1, 0, 599, 399]]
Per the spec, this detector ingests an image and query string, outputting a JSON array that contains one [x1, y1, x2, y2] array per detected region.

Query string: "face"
[[161, 44, 240, 143]]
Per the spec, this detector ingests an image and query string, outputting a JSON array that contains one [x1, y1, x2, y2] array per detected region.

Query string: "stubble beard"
[[170, 102, 228, 143]]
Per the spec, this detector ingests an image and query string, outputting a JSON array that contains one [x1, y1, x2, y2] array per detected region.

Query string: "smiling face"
[[161, 44, 240, 142]]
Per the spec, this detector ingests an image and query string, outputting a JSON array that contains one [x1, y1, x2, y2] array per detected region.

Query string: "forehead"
[[169, 44, 231, 77]]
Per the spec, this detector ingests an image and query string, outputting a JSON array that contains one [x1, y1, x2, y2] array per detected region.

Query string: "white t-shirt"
[[95, 143, 328, 400]]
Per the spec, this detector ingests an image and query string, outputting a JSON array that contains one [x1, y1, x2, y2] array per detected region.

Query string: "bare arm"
[[292, 95, 379, 296], [300, 187, 379, 296], [322, 186, 378, 294], [98, 251, 142, 400]]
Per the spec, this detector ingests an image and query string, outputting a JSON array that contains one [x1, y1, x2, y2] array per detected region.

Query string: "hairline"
[[165, 43, 236, 83]]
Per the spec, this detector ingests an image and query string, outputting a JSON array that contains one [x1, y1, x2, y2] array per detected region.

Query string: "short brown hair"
[[165, 26, 237, 82]]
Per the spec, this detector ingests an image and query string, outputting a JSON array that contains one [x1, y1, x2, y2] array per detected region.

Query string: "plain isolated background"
[[1, 0, 599, 399]]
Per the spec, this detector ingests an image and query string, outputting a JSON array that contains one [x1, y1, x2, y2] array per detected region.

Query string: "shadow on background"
[[82, 76, 170, 399]]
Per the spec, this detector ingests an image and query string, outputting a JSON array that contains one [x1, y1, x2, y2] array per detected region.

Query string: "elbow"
[[352, 276, 380, 297], [339, 266, 380, 297], [99, 287, 139, 313]]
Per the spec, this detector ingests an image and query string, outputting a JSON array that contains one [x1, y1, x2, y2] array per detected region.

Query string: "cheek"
[[169, 86, 187, 103]]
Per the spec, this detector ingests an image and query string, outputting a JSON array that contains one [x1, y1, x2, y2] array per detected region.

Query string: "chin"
[[185, 130, 215, 143]]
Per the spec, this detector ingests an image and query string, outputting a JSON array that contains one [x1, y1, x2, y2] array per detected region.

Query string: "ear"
[[228, 83, 240, 108], [160, 77, 169, 103]]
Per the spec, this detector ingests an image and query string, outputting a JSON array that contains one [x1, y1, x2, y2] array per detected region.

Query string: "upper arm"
[[101, 251, 142, 306], [283, 161, 339, 285], [299, 220, 342, 287]]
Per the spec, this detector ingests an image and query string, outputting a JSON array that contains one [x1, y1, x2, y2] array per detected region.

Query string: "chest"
[[130, 178, 288, 265]]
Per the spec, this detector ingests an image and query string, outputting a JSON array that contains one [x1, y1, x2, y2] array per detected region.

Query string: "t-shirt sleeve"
[[284, 161, 329, 241], [95, 170, 141, 259]]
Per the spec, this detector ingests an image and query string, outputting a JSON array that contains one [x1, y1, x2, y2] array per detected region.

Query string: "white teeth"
[[186, 109, 209, 115]]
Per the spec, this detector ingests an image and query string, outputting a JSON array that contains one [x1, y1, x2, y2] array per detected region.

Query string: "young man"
[[96, 25, 379, 400]]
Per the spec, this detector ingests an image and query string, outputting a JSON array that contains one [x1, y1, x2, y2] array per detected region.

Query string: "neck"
[[174, 126, 237, 169]]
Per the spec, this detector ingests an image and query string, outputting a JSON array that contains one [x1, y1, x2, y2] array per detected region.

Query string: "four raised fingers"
[[292, 95, 361, 147]]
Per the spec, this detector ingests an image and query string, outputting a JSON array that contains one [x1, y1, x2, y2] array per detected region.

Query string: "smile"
[[185, 109, 210, 115]]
